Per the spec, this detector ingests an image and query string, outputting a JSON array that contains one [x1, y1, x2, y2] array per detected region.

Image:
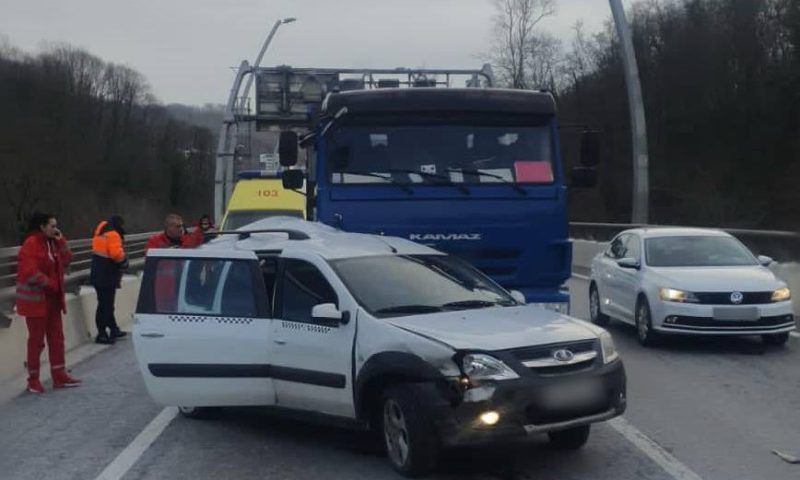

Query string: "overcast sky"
[[0, 0, 628, 106]]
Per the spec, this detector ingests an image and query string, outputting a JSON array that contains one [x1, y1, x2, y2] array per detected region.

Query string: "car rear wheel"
[[548, 425, 591, 449], [590, 284, 610, 326], [381, 385, 439, 477], [635, 297, 658, 347], [762, 332, 789, 346]]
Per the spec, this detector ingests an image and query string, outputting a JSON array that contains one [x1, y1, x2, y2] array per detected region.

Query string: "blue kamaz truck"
[[250, 66, 598, 311]]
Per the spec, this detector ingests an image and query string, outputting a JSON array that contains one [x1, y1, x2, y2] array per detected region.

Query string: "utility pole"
[[609, 0, 649, 224]]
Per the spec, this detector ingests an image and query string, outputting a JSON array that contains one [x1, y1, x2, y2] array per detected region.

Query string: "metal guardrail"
[[0, 232, 157, 327], [569, 222, 800, 262]]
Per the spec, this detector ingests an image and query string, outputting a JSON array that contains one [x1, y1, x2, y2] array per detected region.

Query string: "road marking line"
[[790, 331, 799, 339], [572, 273, 591, 281], [608, 417, 705, 480], [94, 407, 178, 480]]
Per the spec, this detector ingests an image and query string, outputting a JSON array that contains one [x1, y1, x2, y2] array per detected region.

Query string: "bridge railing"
[[0, 232, 157, 326]]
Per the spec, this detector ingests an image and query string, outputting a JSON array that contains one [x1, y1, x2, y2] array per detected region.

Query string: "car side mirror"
[[509, 290, 527, 304], [571, 166, 597, 188], [757, 255, 773, 266], [279, 130, 299, 166], [580, 130, 601, 167], [282, 169, 305, 190], [617, 258, 640, 270], [311, 303, 350, 324]]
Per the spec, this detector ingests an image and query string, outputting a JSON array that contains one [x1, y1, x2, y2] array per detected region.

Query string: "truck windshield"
[[327, 125, 554, 185], [330, 254, 518, 318]]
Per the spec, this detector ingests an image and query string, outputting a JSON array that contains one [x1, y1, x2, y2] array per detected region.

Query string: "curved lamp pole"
[[241, 17, 297, 109], [609, 0, 649, 224]]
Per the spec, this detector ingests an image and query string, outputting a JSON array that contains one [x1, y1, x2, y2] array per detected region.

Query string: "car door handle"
[[273, 339, 286, 345], [140, 332, 165, 338]]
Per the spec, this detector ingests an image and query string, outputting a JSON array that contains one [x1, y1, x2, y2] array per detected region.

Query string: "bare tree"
[[524, 31, 563, 91], [489, 0, 557, 88]]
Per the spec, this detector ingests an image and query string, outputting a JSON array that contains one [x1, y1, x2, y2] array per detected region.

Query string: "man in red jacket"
[[16, 212, 81, 393], [145, 214, 204, 251]]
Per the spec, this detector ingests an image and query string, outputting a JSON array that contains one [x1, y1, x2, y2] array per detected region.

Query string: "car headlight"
[[462, 353, 520, 381], [772, 287, 791, 302], [599, 331, 619, 364], [659, 287, 699, 303]]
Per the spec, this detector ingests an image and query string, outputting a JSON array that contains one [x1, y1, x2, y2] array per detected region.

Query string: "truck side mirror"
[[580, 130, 601, 167], [571, 166, 597, 188], [279, 131, 299, 167], [282, 169, 305, 190]]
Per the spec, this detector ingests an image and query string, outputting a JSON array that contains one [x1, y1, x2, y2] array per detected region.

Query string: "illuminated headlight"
[[599, 332, 619, 364], [462, 353, 520, 381], [659, 287, 699, 303], [772, 287, 791, 302], [531, 302, 570, 314]]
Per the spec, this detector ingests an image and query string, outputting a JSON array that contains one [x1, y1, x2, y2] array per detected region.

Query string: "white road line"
[[94, 407, 178, 480], [790, 331, 799, 339], [609, 417, 705, 480]]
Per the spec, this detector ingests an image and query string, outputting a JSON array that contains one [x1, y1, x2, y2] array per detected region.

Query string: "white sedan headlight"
[[462, 353, 520, 381], [659, 287, 699, 303], [772, 287, 791, 302], [599, 332, 619, 364]]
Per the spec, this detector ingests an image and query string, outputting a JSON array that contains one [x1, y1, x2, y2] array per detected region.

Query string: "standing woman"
[[16, 212, 81, 393]]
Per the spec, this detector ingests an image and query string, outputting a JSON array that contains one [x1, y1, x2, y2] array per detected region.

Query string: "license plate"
[[540, 380, 603, 409], [713, 307, 759, 321]]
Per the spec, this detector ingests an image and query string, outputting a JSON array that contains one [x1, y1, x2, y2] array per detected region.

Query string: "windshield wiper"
[[385, 168, 470, 195], [446, 168, 527, 196], [375, 305, 444, 315], [441, 299, 500, 310], [336, 170, 413, 194]]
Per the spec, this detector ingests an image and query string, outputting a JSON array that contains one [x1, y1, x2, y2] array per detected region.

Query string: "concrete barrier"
[[0, 274, 141, 387]]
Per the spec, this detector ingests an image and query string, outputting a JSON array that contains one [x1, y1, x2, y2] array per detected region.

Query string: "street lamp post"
[[609, 0, 649, 224], [241, 17, 297, 110]]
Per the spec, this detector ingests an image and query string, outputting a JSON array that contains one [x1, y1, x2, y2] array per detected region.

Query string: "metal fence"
[[0, 232, 156, 326], [570, 222, 800, 262]]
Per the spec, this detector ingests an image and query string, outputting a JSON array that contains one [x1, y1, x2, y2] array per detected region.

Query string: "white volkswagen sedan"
[[589, 228, 795, 346]]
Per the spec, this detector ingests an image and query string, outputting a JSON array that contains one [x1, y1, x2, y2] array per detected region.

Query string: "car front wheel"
[[178, 406, 220, 419], [548, 425, 591, 449], [381, 385, 439, 477], [635, 297, 659, 347], [762, 332, 789, 346], [590, 283, 610, 326]]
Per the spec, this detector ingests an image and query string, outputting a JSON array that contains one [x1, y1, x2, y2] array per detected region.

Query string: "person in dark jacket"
[[89, 215, 128, 344]]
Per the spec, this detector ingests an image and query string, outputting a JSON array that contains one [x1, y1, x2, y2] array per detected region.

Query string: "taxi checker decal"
[[281, 321, 332, 334]]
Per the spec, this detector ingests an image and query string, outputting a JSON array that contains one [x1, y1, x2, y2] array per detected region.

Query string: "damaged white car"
[[133, 218, 626, 476]]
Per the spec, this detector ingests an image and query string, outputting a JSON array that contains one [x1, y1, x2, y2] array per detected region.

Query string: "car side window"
[[624, 235, 641, 261], [607, 234, 629, 259], [137, 257, 264, 318], [278, 259, 338, 324]]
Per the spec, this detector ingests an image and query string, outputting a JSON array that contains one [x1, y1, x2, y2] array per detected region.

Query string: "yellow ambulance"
[[220, 172, 305, 230]]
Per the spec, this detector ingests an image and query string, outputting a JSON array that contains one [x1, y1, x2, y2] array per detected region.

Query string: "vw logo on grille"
[[730, 292, 744, 304], [553, 349, 575, 362]]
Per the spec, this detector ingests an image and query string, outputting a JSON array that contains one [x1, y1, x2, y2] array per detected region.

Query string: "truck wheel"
[[590, 283, 610, 326], [381, 385, 439, 477], [178, 406, 220, 419], [762, 332, 789, 346], [548, 425, 591, 449]]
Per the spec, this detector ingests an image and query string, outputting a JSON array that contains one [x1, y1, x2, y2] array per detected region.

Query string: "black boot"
[[110, 328, 127, 339], [95, 333, 115, 345]]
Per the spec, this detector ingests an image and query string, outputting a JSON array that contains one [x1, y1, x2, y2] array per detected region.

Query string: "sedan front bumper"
[[650, 299, 796, 335]]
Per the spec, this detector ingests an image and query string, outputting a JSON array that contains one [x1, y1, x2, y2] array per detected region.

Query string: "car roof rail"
[[211, 229, 311, 240]]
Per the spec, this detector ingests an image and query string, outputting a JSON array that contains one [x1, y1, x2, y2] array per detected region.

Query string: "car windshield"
[[330, 254, 518, 318], [327, 125, 554, 185], [223, 210, 304, 230], [645, 236, 758, 267]]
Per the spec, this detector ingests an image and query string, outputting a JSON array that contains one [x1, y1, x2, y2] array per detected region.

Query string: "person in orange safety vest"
[[90, 215, 128, 345], [16, 212, 81, 393]]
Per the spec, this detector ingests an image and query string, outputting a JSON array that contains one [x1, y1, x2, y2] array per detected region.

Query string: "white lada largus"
[[133, 218, 626, 476]]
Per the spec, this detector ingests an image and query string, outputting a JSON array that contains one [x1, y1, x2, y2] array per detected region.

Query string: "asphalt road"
[[0, 276, 797, 480]]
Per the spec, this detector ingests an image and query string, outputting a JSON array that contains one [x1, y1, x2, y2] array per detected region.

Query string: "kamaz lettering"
[[409, 233, 483, 242]]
